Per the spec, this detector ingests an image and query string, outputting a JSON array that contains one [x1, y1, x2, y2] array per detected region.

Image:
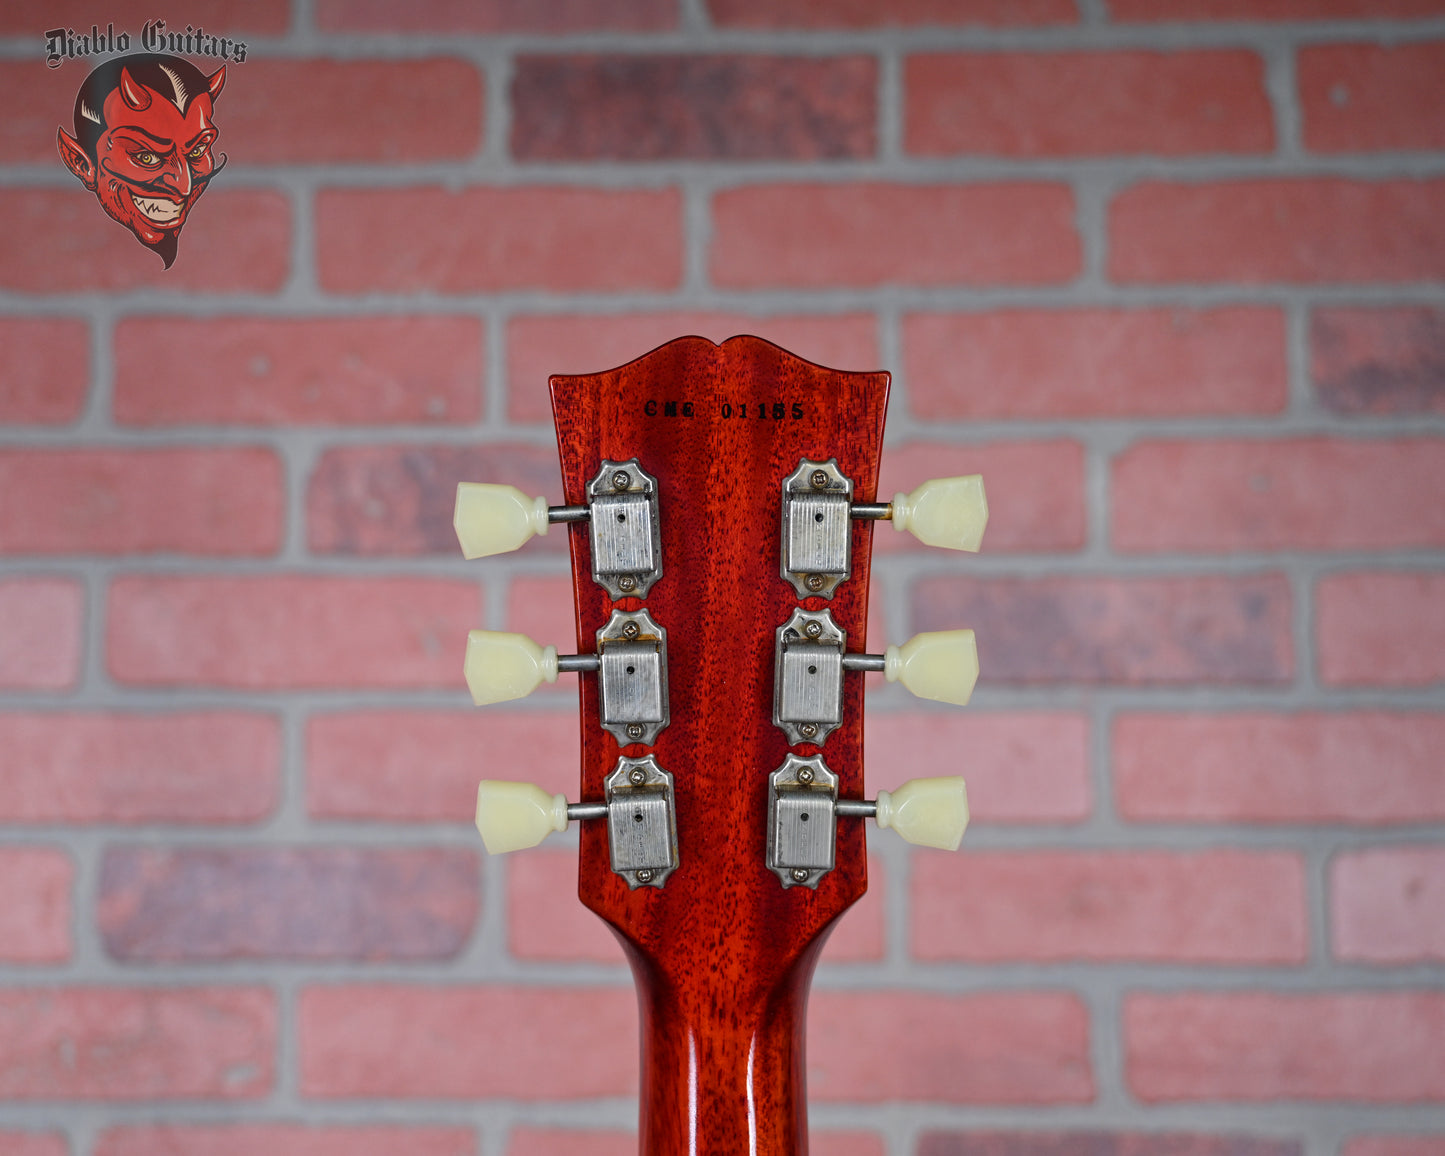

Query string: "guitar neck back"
[[550, 335, 889, 1155]]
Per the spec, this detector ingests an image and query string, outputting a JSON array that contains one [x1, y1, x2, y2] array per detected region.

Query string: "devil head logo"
[[57, 53, 226, 268]]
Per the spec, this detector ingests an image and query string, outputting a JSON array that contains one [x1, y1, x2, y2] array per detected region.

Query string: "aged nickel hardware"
[[772, 607, 883, 746], [463, 608, 670, 745], [473, 753, 680, 889], [778, 456, 990, 599], [453, 457, 663, 600], [772, 608, 982, 744], [766, 753, 972, 889], [766, 753, 839, 889], [604, 754, 680, 889], [586, 458, 663, 599]]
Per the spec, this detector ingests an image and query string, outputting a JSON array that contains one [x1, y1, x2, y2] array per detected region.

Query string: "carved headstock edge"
[[551, 335, 889, 1156]]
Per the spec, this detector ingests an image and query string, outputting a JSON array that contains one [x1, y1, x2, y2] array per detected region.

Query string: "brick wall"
[[0, 1, 1442, 1154]]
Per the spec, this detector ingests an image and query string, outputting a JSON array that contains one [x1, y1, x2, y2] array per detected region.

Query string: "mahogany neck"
[[627, 935, 829, 1156]]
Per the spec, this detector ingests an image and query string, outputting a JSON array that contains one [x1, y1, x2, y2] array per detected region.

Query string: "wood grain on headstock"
[[551, 335, 889, 1156]]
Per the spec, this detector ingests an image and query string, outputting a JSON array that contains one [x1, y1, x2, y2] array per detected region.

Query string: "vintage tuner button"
[[887, 475, 988, 553], [454, 484, 551, 559], [464, 630, 564, 705], [475, 780, 570, 854], [453, 483, 591, 560], [874, 776, 970, 851], [883, 629, 979, 706]]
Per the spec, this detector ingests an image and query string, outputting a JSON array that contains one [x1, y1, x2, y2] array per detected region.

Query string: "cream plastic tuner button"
[[875, 776, 969, 851], [475, 780, 569, 854], [884, 629, 979, 706], [454, 484, 553, 560], [889, 475, 988, 553], [463, 630, 560, 706]]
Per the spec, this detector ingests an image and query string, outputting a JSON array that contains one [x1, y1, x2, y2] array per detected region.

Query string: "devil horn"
[[119, 67, 151, 110], [206, 65, 226, 101]]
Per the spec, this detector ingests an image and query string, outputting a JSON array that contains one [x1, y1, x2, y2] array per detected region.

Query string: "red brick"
[[114, 317, 483, 426], [914, 850, 1306, 963], [299, 985, 635, 1098], [1317, 573, 1445, 686], [1126, 992, 1445, 1101], [908, 51, 1270, 158], [0, 712, 278, 824], [711, 184, 1079, 289], [307, 709, 578, 821], [0, 448, 282, 556], [107, 576, 477, 689], [708, 0, 1074, 26], [1344, 1141, 1445, 1156], [808, 991, 1092, 1103], [317, 187, 681, 294], [1110, 180, 1445, 284], [224, 60, 481, 164], [0, 319, 88, 425], [1311, 306, 1445, 416], [867, 712, 1091, 823], [1, 65, 83, 163], [0, 1134, 66, 1156], [913, 574, 1293, 685], [1301, 44, 1445, 154], [508, 575, 583, 653], [0, 850, 71, 964], [98, 847, 479, 962], [0, 190, 288, 292], [512, 55, 874, 161], [918, 1135, 1302, 1156], [508, 1129, 880, 1156], [316, 0, 674, 31], [904, 307, 1287, 419], [96, 1125, 476, 1156], [1, 0, 286, 34], [307, 444, 561, 556], [1113, 438, 1445, 553], [1109, 0, 1445, 16], [876, 441, 1085, 554], [1332, 848, 1445, 964], [508, 849, 884, 962], [1116, 712, 1445, 825], [0, 579, 82, 691], [506, 313, 879, 423], [0, 987, 274, 1100]]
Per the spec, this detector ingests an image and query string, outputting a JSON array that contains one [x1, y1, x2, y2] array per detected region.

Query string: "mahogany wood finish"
[[550, 336, 889, 1156]]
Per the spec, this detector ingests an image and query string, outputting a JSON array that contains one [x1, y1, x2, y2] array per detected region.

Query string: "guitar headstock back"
[[550, 335, 887, 978]]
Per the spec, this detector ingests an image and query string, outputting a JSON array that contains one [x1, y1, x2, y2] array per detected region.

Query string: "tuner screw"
[[621, 621, 640, 639], [797, 766, 815, 783], [617, 574, 637, 593], [626, 724, 645, 742], [804, 574, 825, 592], [636, 869, 655, 883], [804, 620, 823, 639], [810, 469, 829, 489], [791, 868, 810, 883], [629, 767, 647, 785], [612, 470, 631, 491]]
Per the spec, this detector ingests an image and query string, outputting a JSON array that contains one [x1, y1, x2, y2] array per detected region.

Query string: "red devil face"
[[58, 61, 225, 267]]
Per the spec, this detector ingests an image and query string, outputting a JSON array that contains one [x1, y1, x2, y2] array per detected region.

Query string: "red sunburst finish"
[[550, 336, 890, 1156]]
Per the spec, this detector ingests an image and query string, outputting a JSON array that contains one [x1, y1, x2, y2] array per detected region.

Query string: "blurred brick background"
[[1, 1, 1443, 1155]]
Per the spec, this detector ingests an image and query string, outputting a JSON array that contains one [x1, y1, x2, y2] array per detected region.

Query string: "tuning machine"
[[464, 608, 668, 746], [767, 753, 968, 889], [780, 458, 988, 598], [475, 754, 679, 889], [773, 608, 978, 745], [455, 458, 662, 599]]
